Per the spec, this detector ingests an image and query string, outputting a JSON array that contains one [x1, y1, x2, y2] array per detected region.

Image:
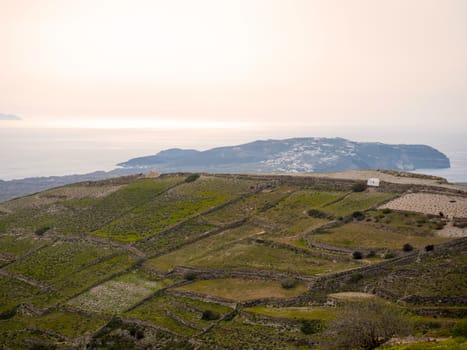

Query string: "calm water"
[[1, 127, 466, 182]]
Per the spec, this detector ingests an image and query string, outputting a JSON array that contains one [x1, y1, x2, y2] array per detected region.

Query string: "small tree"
[[185, 174, 200, 183], [320, 300, 411, 350], [352, 251, 363, 260], [352, 182, 367, 192], [402, 243, 414, 252], [425, 244, 434, 252], [201, 310, 220, 321], [281, 277, 298, 289]]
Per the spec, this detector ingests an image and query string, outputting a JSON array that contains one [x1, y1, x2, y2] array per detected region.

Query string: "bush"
[[351, 182, 367, 192], [452, 318, 467, 337], [352, 251, 363, 260], [352, 211, 365, 221], [366, 251, 376, 258], [183, 271, 197, 281], [185, 174, 200, 183], [425, 244, 434, 252], [382, 208, 392, 214], [35, 226, 51, 236], [402, 243, 414, 252], [281, 277, 298, 289], [349, 273, 364, 283], [301, 320, 323, 335], [307, 209, 328, 219], [383, 250, 397, 259], [201, 310, 220, 321]]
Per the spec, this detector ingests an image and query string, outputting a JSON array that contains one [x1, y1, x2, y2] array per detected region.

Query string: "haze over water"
[[1, 126, 465, 183]]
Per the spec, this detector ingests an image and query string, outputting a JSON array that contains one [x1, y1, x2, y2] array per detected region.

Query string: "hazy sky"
[[1, 0, 466, 130]]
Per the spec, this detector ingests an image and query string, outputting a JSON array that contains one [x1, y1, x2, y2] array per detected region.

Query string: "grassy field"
[[126, 294, 232, 335], [321, 192, 397, 217], [147, 224, 264, 271], [6, 241, 116, 283], [0, 173, 465, 348], [94, 176, 256, 242], [244, 305, 336, 320], [312, 222, 449, 250], [175, 278, 308, 301]]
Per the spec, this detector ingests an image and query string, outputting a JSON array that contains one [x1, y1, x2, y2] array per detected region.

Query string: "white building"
[[367, 178, 380, 187]]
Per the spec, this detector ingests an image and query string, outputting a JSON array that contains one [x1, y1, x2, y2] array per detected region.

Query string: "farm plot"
[[244, 305, 335, 321], [178, 241, 360, 276], [321, 192, 397, 217], [174, 278, 308, 302], [312, 222, 449, 250], [254, 190, 344, 231], [134, 217, 218, 257], [202, 185, 297, 225], [0, 176, 184, 235], [197, 314, 307, 350], [94, 176, 256, 242], [5, 241, 115, 283], [380, 193, 467, 218], [0, 310, 107, 348], [126, 294, 232, 335], [0, 275, 41, 313], [0, 234, 49, 262], [146, 224, 269, 272], [68, 271, 168, 314], [29, 253, 135, 308]]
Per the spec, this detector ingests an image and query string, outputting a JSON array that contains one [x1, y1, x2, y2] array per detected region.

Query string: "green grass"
[[147, 224, 264, 271], [0, 275, 41, 313], [134, 217, 217, 256], [94, 176, 255, 242], [178, 241, 360, 276], [322, 192, 397, 217], [175, 278, 308, 301], [28, 253, 135, 308], [6, 241, 116, 283], [0, 176, 184, 235], [203, 185, 296, 224], [0, 234, 48, 260], [312, 222, 448, 250], [127, 294, 232, 335], [245, 305, 336, 320]]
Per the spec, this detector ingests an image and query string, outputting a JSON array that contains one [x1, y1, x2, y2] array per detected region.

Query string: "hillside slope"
[[0, 171, 465, 349]]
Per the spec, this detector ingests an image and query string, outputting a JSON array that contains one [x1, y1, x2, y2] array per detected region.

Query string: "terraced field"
[[0, 172, 465, 349]]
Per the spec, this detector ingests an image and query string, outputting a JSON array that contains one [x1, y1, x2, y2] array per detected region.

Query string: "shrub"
[[383, 250, 397, 259], [281, 277, 298, 289], [35, 226, 51, 236], [351, 182, 367, 192], [382, 208, 392, 214], [183, 271, 197, 281], [352, 251, 363, 260], [307, 209, 328, 219], [425, 244, 434, 252], [185, 174, 200, 183], [349, 273, 364, 283], [352, 211, 365, 221], [452, 318, 467, 337], [301, 320, 323, 335], [366, 251, 376, 258], [402, 243, 414, 252], [201, 310, 220, 321]]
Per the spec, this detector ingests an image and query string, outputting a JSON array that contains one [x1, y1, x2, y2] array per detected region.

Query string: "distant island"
[[119, 137, 450, 173], [0, 137, 451, 201]]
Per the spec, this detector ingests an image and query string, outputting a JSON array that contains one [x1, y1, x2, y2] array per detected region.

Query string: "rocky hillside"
[[0, 171, 465, 349], [119, 137, 450, 173]]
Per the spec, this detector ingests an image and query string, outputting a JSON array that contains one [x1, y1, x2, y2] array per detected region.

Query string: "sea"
[[1, 126, 466, 183]]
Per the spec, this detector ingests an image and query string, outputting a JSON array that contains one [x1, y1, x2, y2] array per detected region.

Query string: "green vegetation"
[[0, 172, 465, 348], [312, 222, 448, 250], [175, 278, 308, 301]]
